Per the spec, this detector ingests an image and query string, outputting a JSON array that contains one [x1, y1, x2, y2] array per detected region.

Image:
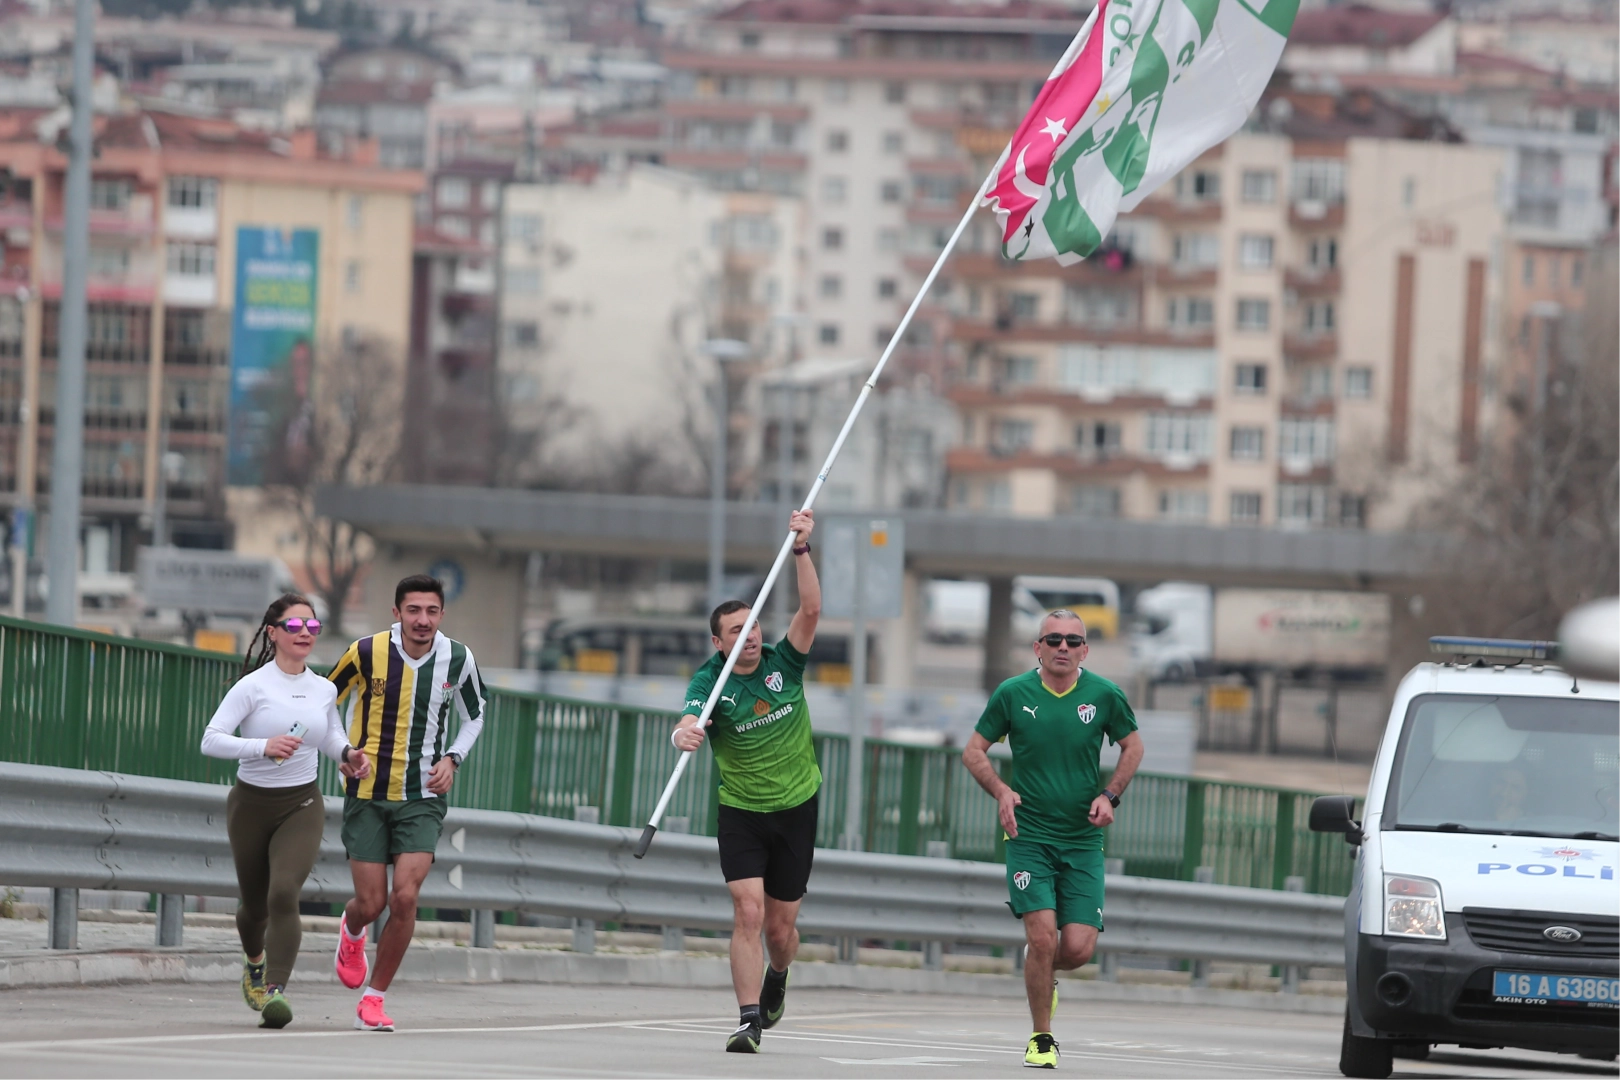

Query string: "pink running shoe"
[[354, 994, 394, 1032], [334, 924, 368, 990]]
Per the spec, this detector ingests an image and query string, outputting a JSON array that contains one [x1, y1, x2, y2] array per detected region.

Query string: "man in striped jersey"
[[328, 574, 486, 1032]]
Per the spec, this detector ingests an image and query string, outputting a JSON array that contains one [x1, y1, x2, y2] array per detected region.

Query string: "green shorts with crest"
[[1004, 838, 1105, 929]]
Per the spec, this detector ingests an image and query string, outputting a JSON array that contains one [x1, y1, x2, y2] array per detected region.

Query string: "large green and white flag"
[[982, 0, 1298, 265]]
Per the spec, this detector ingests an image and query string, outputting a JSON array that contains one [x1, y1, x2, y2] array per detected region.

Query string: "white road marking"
[[821, 1057, 984, 1067]]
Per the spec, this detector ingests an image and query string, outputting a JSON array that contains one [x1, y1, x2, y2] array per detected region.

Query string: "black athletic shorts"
[[716, 792, 819, 902]]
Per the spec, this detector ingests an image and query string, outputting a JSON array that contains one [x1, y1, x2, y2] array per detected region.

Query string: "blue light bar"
[[1429, 636, 1558, 660]]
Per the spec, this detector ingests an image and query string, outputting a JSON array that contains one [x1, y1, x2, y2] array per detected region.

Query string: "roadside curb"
[[0, 944, 1345, 1014]]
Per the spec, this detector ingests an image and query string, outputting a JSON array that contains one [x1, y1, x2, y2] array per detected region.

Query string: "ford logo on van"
[[1543, 926, 1584, 943]]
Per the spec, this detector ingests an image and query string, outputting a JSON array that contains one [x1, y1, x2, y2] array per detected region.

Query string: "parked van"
[[1310, 637, 1619, 1077]]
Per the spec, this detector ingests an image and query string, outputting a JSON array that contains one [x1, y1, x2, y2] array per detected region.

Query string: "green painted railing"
[[0, 614, 1358, 895]]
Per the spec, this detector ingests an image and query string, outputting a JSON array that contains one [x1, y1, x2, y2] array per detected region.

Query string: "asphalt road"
[[1, 983, 1614, 1079]]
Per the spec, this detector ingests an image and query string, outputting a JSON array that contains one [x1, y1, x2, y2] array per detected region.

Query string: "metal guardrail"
[[0, 613, 1358, 895], [0, 762, 1346, 969]]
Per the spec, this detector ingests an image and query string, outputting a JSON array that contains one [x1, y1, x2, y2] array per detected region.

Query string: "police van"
[[1310, 637, 1618, 1078]]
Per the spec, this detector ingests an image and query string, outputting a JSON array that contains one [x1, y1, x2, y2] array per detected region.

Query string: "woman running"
[[201, 593, 369, 1028]]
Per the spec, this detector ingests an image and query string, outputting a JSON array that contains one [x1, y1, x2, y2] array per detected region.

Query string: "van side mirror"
[[1308, 795, 1363, 845]]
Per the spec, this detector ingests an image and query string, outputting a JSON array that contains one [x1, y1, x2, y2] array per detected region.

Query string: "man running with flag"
[[672, 509, 821, 1054]]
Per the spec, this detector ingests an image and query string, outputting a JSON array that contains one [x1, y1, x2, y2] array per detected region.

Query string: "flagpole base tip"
[[633, 824, 658, 859]]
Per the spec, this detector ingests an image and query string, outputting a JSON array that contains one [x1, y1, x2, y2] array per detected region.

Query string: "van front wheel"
[[1339, 1009, 1392, 1079]]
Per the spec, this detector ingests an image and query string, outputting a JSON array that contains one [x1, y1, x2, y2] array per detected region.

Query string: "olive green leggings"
[[225, 779, 325, 987]]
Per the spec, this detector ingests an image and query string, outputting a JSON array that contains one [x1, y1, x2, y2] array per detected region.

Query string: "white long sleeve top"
[[200, 660, 349, 788]]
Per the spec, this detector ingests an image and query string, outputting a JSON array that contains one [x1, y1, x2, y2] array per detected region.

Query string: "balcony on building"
[[1288, 198, 1345, 229], [1284, 266, 1341, 296]]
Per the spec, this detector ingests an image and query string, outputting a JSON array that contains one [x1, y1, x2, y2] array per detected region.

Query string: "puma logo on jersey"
[[720, 693, 739, 706], [1021, 705, 1039, 720], [299, 798, 315, 808]]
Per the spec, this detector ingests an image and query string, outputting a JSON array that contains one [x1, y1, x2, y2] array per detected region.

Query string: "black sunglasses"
[[1039, 633, 1086, 648], [276, 617, 323, 636]]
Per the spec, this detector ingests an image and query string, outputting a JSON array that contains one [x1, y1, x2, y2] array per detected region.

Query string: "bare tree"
[[260, 334, 403, 635]]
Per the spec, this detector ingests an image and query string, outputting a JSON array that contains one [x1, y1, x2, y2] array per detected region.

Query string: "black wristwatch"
[[341, 745, 353, 764], [792, 542, 812, 556], [446, 752, 463, 768], [1102, 788, 1121, 808]]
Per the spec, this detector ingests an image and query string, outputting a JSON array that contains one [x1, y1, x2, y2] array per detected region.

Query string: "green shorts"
[[1004, 838, 1106, 929], [341, 795, 448, 864]]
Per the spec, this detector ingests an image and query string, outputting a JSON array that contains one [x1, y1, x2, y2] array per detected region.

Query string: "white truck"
[[1130, 583, 1390, 681], [1310, 636, 1619, 1077]]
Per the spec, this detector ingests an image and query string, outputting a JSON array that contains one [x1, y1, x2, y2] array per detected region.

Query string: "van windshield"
[[1385, 694, 1619, 841]]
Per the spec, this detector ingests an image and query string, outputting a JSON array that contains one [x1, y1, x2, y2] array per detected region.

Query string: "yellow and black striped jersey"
[[329, 624, 486, 801]]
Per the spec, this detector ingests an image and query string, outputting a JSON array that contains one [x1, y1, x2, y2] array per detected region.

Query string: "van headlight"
[[1384, 874, 1446, 939]]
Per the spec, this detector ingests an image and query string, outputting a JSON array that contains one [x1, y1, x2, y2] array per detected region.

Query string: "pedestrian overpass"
[[314, 484, 1436, 674]]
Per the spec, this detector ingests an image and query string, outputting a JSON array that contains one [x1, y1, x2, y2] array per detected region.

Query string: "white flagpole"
[[634, 170, 997, 858]]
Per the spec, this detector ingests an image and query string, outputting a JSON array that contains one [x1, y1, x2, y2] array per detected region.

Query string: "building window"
[[739, 30, 760, 49], [1277, 483, 1331, 525], [1402, 177, 1416, 207], [165, 241, 215, 277], [991, 418, 1034, 454], [1172, 233, 1219, 267], [1158, 489, 1209, 521], [821, 176, 847, 203], [880, 180, 903, 203], [1145, 412, 1212, 460], [1235, 362, 1268, 394], [1241, 170, 1276, 203], [882, 130, 904, 153], [1343, 366, 1373, 399], [1176, 170, 1221, 202], [1006, 292, 1039, 322], [876, 227, 900, 252], [1166, 296, 1214, 328], [884, 81, 906, 104], [1303, 300, 1335, 333], [90, 178, 132, 211], [438, 215, 470, 239], [1299, 365, 1333, 399], [1229, 425, 1265, 461], [826, 129, 848, 152], [437, 177, 471, 209], [1339, 493, 1366, 528], [166, 176, 217, 209], [344, 260, 362, 293], [1238, 234, 1274, 269], [818, 322, 840, 345], [1307, 236, 1338, 269], [876, 277, 897, 299], [1230, 491, 1263, 524], [1292, 158, 1345, 205], [506, 214, 542, 244], [1069, 485, 1121, 517], [818, 274, 842, 299], [1278, 417, 1335, 464], [1549, 256, 1561, 288], [346, 194, 363, 231], [822, 226, 844, 251], [1076, 420, 1121, 457], [1065, 286, 1135, 327], [507, 321, 539, 347], [1000, 355, 1038, 386], [1522, 255, 1534, 285], [1572, 258, 1584, 286], [88, 245, 129, 278], [1235, 298, 1271, 331], [505, 267, 541, 294], [985, 479, 1011, 510]]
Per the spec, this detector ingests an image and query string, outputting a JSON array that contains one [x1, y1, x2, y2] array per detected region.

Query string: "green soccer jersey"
[[974, 668, 1138, 849], [684, 637, 821, 813]]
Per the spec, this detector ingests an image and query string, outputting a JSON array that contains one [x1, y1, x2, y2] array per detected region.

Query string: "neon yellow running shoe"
[[1025, 1032, 1059, 1069], [259, 985, 292, 1029], [241, 954, 268, 1012]]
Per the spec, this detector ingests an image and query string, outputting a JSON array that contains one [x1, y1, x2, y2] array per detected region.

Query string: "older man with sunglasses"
[[962, 608, 1145, 1069]]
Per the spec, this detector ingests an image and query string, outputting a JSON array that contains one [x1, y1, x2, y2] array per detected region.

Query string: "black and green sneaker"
[[1024, 1032, 1059, 1069], [726, 1014, 762, 1054], [759, 966, 790, 1029], [259, 985, 292, 1029], [241, 954, 268, 1012]]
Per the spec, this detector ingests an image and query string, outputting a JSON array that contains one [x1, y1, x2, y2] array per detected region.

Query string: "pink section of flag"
[[985, 0, 1109, 245]]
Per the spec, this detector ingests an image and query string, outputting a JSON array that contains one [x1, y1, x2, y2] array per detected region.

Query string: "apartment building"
[[942, 84, 1508, 530], [663, 0, 1080, 383], [0, 106, 417, 571]]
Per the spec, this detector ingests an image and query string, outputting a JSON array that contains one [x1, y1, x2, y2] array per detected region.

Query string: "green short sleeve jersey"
[[684, 637, 821, 813], [973, 668, 1138, 849]]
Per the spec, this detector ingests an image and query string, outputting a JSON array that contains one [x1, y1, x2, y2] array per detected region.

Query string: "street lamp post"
[[702, 339, 750, 613]]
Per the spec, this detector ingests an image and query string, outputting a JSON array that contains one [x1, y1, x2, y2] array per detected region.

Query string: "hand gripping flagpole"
[[633, 171, 996, 859]]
